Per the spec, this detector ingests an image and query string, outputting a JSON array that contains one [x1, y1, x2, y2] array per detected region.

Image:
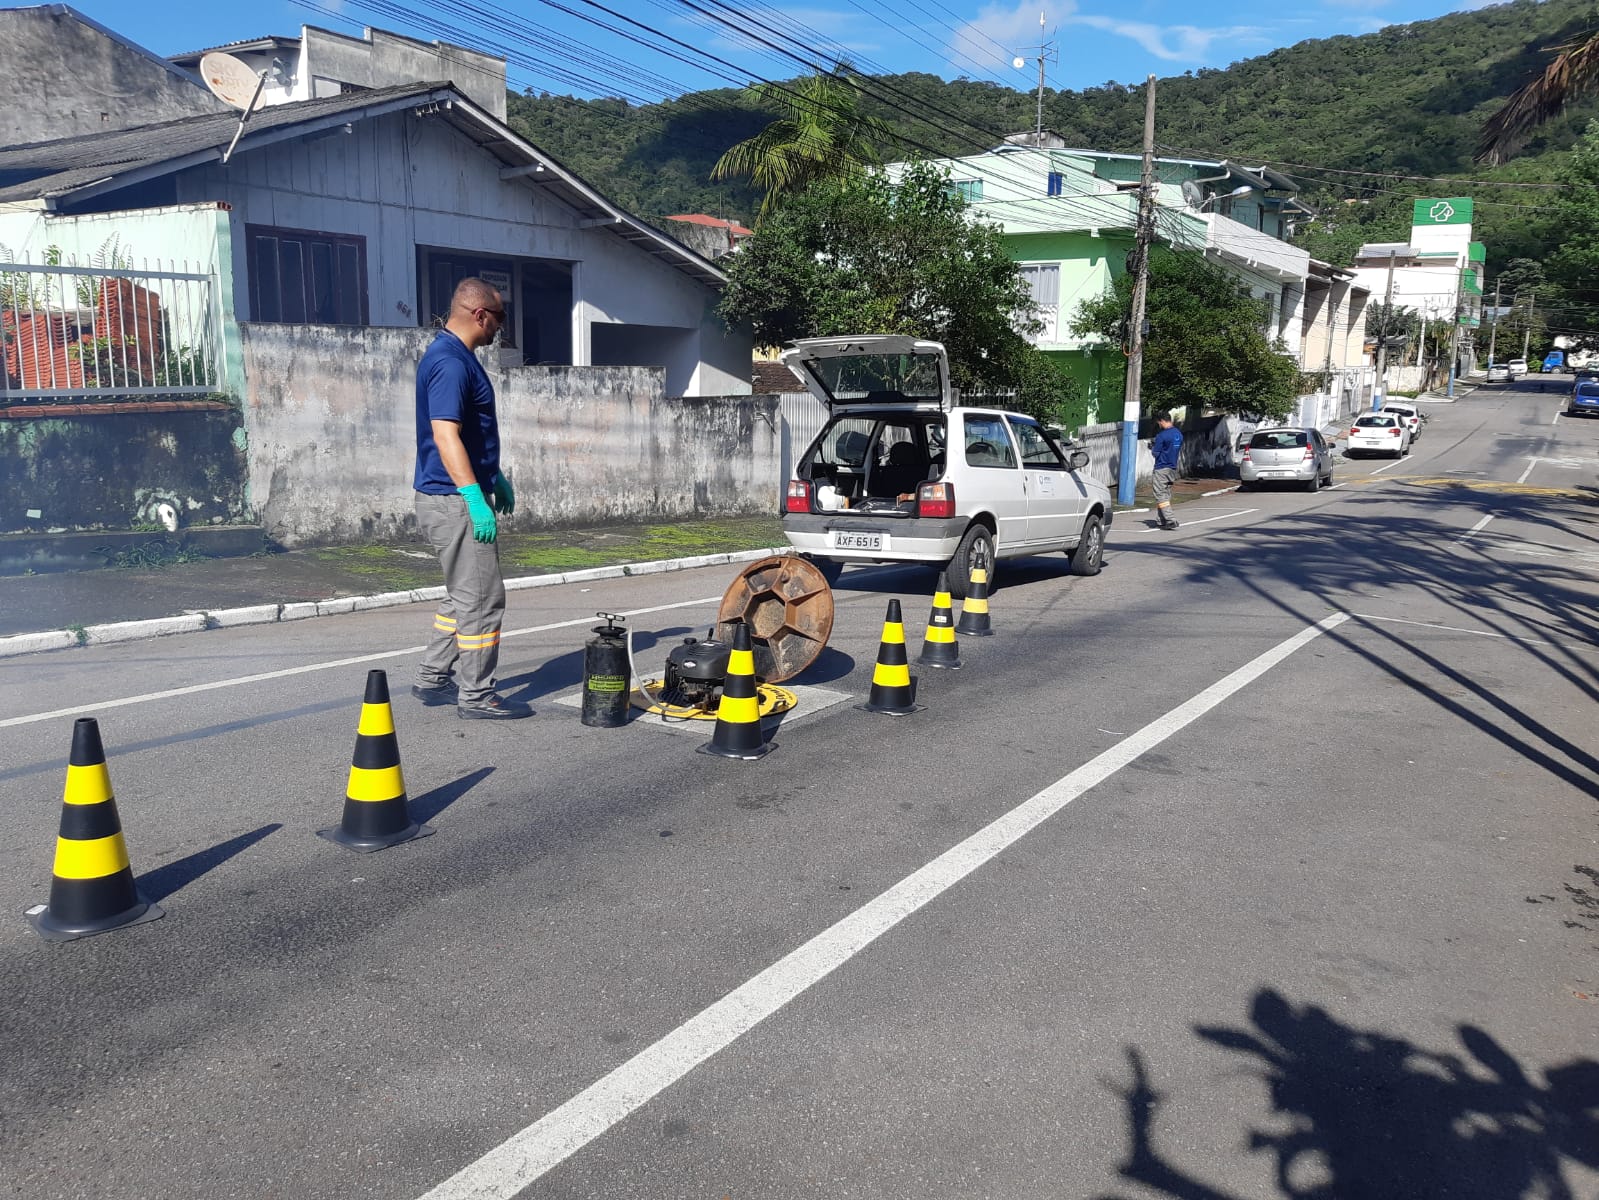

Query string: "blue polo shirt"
[[413, 330, 499, 494], [1152, 426, 1183, 471]]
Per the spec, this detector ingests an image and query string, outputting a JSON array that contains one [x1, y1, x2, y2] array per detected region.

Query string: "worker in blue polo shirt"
[[1151, 411, 1183, 530], [411, 277, 532, 720]]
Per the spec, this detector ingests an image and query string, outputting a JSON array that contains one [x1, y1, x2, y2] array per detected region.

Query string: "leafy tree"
[[718, 160, 1076, 420], [1478, 30, 1599, 163], [711, 67, 894, 222], [1539, 121, 1599, 347], [1070, 249, 1301, 420]]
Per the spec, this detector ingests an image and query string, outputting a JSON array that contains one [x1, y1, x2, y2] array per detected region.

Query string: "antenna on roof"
[[1180, 180, 1204, 209], [199, 51, 269, 165]]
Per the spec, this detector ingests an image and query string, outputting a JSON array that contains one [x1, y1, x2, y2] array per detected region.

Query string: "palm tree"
[[1477, 32, 1599, 164], [712, 66, 895, 222]]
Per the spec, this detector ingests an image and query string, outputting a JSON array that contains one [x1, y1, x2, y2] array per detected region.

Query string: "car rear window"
[[1576, 383, 1599, 398], [1355, 415, 1396, 427], [1250, 430, 1307, 449]]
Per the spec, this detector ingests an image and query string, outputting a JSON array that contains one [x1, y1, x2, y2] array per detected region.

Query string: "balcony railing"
[[1, 256, 225, 403]]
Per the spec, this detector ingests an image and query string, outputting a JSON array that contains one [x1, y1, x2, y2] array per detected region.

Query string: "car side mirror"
[[1068, 448, 1090, 471]]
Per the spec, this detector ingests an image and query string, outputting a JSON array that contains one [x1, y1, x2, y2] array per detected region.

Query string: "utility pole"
[[1035, 11, 1046, 140], [1119, 73, 1156, 506], [1372, 249, 1396, 410], [1446, 266, 1463, 398], [1522, 289, 1536, 359], [1487, 279, 1500, 367]]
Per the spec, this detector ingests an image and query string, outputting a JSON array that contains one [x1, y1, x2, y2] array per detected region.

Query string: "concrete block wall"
[[240, 324, 780, 546]]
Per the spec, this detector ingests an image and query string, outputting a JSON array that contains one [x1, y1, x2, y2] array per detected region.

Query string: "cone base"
[[696, 739, 772, 760], [856, 701, 923, 716], [317, 821, 435, 854], [954, 623, 994, 638], [26, 894, 164, 942], [917, 653, 962, 669]]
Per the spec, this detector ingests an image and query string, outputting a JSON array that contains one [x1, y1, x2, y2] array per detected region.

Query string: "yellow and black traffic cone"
[[917, 570, 962, 669], [698, 620, 771, 759], [955, 566, 994, 637], [858, 598, 922, 715], [319, 670, 434, 852], [26, 717, 163, 941]]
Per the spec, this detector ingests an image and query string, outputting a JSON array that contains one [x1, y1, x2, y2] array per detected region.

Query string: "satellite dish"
[[199, 51, 266, 112], [1181, 180, 1204, 209], [1013, 56, 1027, 69]]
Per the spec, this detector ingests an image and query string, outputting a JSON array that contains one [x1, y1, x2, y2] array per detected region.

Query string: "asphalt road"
[[2, 381, 1596, 1200]]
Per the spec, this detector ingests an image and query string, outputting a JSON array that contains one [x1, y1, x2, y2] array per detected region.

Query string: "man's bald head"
[[450, 277, 502, 318]]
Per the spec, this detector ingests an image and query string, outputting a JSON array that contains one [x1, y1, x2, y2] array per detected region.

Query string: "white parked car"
[[780, 335, 1114, 598], [1239, 426, 1335, 491], [1380, 401, 1424, 443], [1486, 363, 1511, 382], [1508, 358, 1529, 378], [1346, 412, 1412, 458]]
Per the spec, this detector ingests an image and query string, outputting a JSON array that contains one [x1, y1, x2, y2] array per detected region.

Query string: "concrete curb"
[[0, 546, 794, 660]]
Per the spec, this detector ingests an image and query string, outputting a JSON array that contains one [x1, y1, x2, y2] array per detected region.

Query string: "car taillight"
[[1241, 447, 1252, 461], [1390, 428, 1401, 437], [1348, 429, 1357, 438], [786, 480, 812, 514], [917, 481, 955, 519], [1303, 445, 1315, 460]]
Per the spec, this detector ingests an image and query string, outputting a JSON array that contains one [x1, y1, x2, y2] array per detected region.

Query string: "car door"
[[959, 411, 1027, 550], [1006, 414, 1085, 545], [1311, 429, 1331, 477]]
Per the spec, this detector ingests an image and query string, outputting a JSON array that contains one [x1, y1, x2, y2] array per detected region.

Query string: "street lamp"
[[1199, 184, 1255, 211]]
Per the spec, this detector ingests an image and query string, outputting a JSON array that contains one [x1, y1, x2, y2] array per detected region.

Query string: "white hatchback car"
[[1346, 412, 1412, 458], [1380, 401, 1423, 443], [780, 335, 1114, 598]]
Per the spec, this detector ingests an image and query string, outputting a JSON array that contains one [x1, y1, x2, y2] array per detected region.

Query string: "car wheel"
[[947, 524, 995, 599], [1306, 470, 1321, 493], [1068, 513, 1105, 577]]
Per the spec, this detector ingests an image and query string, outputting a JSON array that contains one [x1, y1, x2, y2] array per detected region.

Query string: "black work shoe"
[[457, 694, 534, 720], [1164, 518, 1180, 529], [411, 680, 458, 706]]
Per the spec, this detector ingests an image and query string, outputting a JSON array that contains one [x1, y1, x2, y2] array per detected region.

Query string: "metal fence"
[[1, 256, 225, 402]]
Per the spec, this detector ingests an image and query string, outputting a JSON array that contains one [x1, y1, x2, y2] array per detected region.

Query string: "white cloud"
[[1063, 14, 1266, 61]]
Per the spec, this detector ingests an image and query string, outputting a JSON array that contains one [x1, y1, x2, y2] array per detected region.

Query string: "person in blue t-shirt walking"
[[1151, 411, 1183, 530], [411, 277, 532, 720]]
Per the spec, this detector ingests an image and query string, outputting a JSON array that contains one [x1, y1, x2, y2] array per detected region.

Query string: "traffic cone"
[[955, 566, 994, 637], [858, 598, 922, 715], [318, 670, 434, 852], [26, 717, 163, 941], [917, 570, 961, 669], [698, 621, 771, 759]]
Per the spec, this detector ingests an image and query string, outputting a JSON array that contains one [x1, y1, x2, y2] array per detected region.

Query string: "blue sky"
[[86, 0, 1499, 102]]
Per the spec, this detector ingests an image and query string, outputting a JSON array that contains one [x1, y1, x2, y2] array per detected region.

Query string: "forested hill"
[[505, 0, 1599, 269]]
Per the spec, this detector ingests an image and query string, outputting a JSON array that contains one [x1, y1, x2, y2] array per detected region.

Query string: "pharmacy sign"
[[1413, 197, 1473, 225]]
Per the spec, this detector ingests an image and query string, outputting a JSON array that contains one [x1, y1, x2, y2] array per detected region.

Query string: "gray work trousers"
[[1151, 467, 1178, 504], [415, 491, 506, 703]]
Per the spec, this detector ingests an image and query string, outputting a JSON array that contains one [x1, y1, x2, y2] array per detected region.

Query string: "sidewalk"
[[0, 516, 787, 654]]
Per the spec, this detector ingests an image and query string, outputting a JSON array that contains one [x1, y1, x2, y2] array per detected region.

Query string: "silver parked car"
[[1239, 426, 1335, 491]]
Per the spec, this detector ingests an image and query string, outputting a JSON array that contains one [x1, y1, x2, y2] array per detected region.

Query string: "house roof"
[[666, 214, 753, 236], [166, 35, 300, 65], [0, 81, 726, 288]]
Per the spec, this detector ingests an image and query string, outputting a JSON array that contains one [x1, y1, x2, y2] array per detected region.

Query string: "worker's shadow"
[[499, 626, 692, 702]]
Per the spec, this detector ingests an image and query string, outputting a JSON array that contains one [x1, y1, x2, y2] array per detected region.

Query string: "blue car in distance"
[[1567, 379, 1599, 417]]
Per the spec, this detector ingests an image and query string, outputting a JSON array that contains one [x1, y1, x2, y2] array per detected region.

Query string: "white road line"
[[1134, 508, 1257, 533], [1552, 409, 1561, 425], [1351, 612, 1550, 646], [0, 597, 724, 731], [414, 612, 1351, 1200], [1456, 514, 1495, 542], [1369, 456, 1407, 475], [1517, 457, 1538, 484]]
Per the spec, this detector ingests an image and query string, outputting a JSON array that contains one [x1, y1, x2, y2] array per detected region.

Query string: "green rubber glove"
[[491, 471, 516, 516], [458, 483, 497, 543]]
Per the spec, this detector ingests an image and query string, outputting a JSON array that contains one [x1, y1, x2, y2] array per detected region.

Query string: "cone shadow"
[[410, 766, 494, 825], [139, 823, 282, 903]]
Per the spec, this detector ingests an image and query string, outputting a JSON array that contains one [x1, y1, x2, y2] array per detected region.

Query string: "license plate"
[[1261, 471, 1291, 477], [833, 531, 884, 551]]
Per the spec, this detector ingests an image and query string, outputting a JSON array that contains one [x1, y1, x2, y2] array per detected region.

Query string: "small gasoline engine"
[[660, 632, 737, 714]]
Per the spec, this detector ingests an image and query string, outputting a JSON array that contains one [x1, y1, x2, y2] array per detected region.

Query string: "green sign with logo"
[[1413, 197, 1473, 225]]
